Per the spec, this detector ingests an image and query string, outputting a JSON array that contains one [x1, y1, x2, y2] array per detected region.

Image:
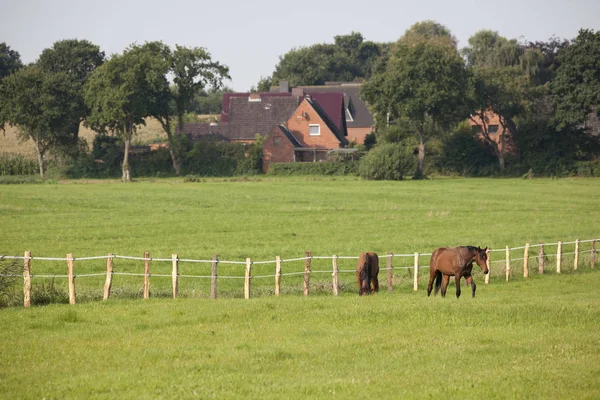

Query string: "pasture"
[[0, 177, 599, 397]]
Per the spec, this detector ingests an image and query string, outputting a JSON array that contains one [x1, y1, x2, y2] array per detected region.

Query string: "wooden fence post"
[[413, 253, 419, 291], [211, 254, 218, 300], [143, 252, 150, 299], [244, 258, 252, 300], [67, 253, 76, 305], [556, 241, 562, 274], [103, 254, 113, 300], [386, 253, 393, 292], [332, 255, 339, 296], [303, 251, 311, 296], [574, 240, 579, 271], [172, 254, 178, 299], [538, 243, 545, 274], [523, 243, 530, 278], [23, 251, 31, 308], [592, 240, 597, 269], [505, 246, 511, 282], [485, 248, 491, 284], [275, 256, 282, 296]]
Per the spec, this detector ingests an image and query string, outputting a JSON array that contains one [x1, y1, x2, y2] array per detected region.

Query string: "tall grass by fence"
[[2, 238, 597, 307]]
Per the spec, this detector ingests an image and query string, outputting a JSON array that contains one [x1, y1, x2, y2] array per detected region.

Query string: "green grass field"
[[0, 177, 599, 398]]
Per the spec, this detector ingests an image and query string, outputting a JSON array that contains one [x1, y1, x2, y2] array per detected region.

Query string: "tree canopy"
[[0, 43, 22, 80]]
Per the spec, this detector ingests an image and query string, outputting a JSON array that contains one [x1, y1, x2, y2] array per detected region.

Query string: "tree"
[[84, 44, 169, 182], [552, 29, 600, 130], [363, 39, 470, 178], [0, 66, 75, 177], [37, 39, 104, 148], [268, 32, 387, 87], [462, 30, 522, 68], [0, 42, 22, 80], [401, 20, 457, 48]]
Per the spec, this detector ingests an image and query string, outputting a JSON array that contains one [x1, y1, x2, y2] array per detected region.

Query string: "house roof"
[[225, 96, 300, 140], [181, 122, 230, 141], [276, 125, 302, 147], [307, 92, 346, 133], [305, 97, 348, 146], [221, 92, 294, 123], [302, 84, 373, 129]]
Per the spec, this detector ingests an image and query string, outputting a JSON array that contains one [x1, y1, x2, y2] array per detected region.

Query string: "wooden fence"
[[3, 238, 598, 308]]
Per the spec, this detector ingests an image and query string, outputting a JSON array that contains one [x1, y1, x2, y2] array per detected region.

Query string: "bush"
[[184, 140, 262, 176], [358, 143, 416, 180], [437, 124, 497, 176], [268, 160, 358, 176], [0, 153, 38, 176]]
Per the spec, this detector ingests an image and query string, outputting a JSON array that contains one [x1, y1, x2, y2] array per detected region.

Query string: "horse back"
[[430, 247, 462, 274]]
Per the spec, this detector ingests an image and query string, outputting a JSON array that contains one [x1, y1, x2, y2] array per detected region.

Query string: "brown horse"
[[427, 246, 489, 298], [356, 252, 379, 296]]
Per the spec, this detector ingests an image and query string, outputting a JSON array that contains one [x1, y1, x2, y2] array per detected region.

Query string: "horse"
[[427, 246, 489, 298], [356, 252, 380, 296]]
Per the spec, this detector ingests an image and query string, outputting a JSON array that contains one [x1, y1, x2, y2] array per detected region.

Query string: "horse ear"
[[484, 246, 488, 251]]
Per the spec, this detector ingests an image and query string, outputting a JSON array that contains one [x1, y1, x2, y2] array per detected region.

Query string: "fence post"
[[172, 254, 178, 299], [275, 256, 282, 296], [67, 253, 76, 305], [556, 241, 562, 274], [244, 258, 252, 300], [103, 254, 113, 300], [303, 251, 311, 296], [574, 240, 579, 271], [505, 246, 511, 282], [386, 253, 393, 292], [332, 255, 339, 296], [211, 254, 218, 300], [143, 252, 150, 299], [523, 243, 530, 278], [592, 240, 597, 269], [485, 248, 491, 284], [538, 243, 545, 274], [23, 251, 31, 308], [413, 252, 419, 291]]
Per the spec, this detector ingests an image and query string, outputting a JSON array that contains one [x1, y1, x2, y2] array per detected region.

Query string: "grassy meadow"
[[0, 177, 599, 398]]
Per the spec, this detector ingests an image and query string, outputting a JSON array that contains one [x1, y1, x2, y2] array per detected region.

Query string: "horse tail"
[[363, 255, 371, 294], [434, 270, 442, 292]]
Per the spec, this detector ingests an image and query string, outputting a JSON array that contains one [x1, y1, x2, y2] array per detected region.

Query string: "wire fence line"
[[4, 237, 599, 307]]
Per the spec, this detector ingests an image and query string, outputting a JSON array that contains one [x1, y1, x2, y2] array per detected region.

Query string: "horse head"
[[474, 247, 489, 275]]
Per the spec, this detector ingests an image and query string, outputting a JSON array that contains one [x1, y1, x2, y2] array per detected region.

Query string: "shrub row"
[[0, 153, 38, 176]]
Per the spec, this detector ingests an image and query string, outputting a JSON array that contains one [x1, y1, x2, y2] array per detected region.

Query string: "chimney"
[[279, 81, 289, 93], [292, 87, 304, 97], [249, 93, 261, 102]]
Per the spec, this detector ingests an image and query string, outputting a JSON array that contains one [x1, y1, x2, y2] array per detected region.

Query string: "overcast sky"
[[2, 0, 599, 91]]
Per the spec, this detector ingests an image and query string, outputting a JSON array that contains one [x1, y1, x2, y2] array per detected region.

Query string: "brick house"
[[468, 110, 515, 156], [262, 94, 352, 171]]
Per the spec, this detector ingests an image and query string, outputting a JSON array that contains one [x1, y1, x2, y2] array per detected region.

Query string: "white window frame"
[[309, 124, 321, 136]]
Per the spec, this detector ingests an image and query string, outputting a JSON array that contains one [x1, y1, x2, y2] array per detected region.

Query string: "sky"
[[2, 0, 599, 91]]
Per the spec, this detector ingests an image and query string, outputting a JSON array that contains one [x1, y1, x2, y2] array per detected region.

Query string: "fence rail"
[[2, 237, 598, 307]]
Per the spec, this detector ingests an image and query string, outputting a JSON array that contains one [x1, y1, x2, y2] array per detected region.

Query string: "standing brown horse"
[[356, 252, 379, 295], [427, 246, 489, 298]]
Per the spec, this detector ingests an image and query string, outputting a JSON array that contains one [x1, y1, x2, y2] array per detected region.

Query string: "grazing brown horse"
[[356, 252, 380, 295], [427, 246, 489, 298]]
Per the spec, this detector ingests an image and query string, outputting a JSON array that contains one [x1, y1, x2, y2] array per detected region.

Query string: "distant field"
[[0, 272, 598, 399], [0, 177, 598, 303], [0, 115, 219, 157]]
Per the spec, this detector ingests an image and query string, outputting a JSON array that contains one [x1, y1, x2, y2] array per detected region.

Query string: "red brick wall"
[[262, 129, 295, 172], [347, 127, 373, 145], [286, 100, 342, 149]]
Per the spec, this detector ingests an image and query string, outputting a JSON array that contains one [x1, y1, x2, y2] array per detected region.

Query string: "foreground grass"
[[0, 272, 599, 399], [0, 177, 599, 302]]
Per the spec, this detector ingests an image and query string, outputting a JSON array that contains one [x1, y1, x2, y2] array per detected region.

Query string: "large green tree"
[[552, 29, 600, 130], [37, 39, 105, 148], [84, 44, 169, 182], [363, 37, 470, 178], [0, 66, 75, 177]]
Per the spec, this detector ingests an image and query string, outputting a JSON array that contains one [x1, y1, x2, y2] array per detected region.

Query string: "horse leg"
[[466, 275, 476, 298], [372, 277, 379, 293], [455, 274, 462, 298], [427, 269, 436, 296], [440, 275, 449, 297], [356, 272, 363, 296]]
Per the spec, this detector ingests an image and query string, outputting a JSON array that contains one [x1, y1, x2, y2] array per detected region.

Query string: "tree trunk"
[[122, 123, 132, 182], [414, 130, 425, 180], [34, 140, 45, 179], [158, 117, 181, 176]]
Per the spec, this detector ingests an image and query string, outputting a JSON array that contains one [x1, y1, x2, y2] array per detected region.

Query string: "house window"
[[309, 124, 320, 136], [273, 136, 281, 145], [488, 125, 499, 134]]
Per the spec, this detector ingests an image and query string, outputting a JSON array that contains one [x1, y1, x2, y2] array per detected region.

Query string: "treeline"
[[2, 22, 600, 181]]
